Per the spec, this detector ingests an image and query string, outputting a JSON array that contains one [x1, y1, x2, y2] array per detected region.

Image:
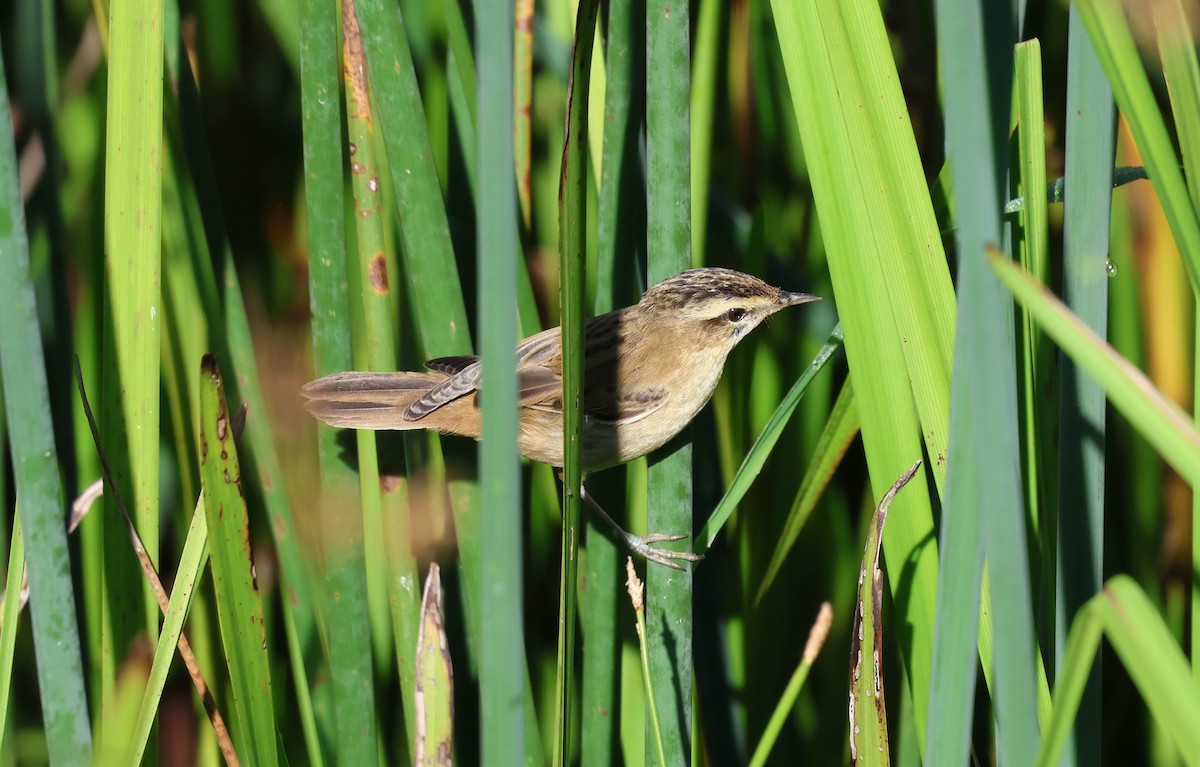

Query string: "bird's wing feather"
[[405, 328, 564, 420], [404, 361, 483, 419], [517, 366, 562, 405], [588, 385, 668, 425], [426, 355, 478, 375], [515, 327, 564, 371]]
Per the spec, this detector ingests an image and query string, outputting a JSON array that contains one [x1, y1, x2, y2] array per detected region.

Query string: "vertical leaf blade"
[[477, 0, 525, 762], [646, 0, 694, 762], [0, 37, 91, 766]]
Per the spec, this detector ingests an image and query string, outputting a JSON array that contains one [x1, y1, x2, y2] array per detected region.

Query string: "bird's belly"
[[517, 360, 723, 471]]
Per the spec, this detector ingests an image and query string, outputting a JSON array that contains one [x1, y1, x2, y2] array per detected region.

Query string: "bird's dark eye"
[[726, 307, 747, 323]]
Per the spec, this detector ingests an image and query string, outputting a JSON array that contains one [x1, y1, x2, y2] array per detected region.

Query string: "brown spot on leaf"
[[369, 253, 389, 294], [341, 0, 373, 124]]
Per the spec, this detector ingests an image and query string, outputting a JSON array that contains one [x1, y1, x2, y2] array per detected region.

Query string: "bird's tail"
[[302, 371, 479, 437]]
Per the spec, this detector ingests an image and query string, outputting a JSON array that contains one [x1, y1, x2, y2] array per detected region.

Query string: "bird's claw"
[[624, 533, 705, 571]]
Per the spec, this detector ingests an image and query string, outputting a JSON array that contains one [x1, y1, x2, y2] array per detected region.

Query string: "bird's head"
[[640, 267, 819, 351]]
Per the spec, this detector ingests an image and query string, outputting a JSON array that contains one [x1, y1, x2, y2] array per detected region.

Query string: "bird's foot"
[[621, 532, 705, 571], [576, 479, 704, 570]]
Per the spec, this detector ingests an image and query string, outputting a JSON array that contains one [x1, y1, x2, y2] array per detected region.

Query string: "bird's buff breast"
[[516, 352, 726, 471]]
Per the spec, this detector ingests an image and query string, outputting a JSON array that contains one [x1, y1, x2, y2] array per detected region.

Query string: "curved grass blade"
[[1150, 0, 1200, 693], [129, 499, 237, 767], [747, 602, 833, 767], [989, 251, 1200, 484], [76, 361, 241, 765], [850, 462, 921, 766], [625, 559, 666, 767], [199, 357, 277, 766], [1036, 576, 1200, 767], [414, 564, 453, 765], [755, 374, 859, 604], [0, 512, 24, 754], [697, 324, 843, 552]]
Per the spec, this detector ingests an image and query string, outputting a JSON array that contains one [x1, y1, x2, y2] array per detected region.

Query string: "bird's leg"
[[577, 481, 703, 570]]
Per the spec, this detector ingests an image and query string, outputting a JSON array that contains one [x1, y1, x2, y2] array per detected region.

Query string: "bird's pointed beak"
[[777, 290, 821, 308]]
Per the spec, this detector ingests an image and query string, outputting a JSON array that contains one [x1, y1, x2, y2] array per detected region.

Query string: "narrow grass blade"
[[557, 3, 601, 764], [928, 2, 1043, 763], [101, 0, 165, 716], [625, 559, 666, 767], [1076, 0, 1200, 289], [697, 324, 843, 551], [130, 501, 215, 766], [93, 641, 151, 767], [343, 0, 405, 588], [1150, 0, 1200, 690], [1013, 41, 1056, 645], [414, 564, 453, 765], [690, 0, 721, 266], [515, 0, 534, 228], [645, 0, 694, 761], [756, 373, 859, 604], [352, 0, 471, 358], [748, 602, 832, 767], [1055, 10, 1115, 764], [0, 512, 24, 754], [477, 0, 524, 762], [199, 357, 277, 766], [989, 251, 1200, 484], [850, 462, 920, 766], [341, 4, 402, 750], [298, 0, 358, 761], [584, 2, 646, 760], [166, 34, 323, 722], [1036, 576, 1200, 767], [0, 41, 90, 762]]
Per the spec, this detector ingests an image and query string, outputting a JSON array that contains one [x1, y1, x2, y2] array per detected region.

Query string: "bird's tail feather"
[[302, 371, 462, 432]]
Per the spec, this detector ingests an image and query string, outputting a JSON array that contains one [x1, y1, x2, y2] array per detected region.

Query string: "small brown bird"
[[303, 267, 819, 567]]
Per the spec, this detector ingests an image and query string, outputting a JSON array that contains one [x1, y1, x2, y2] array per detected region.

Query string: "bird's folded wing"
[[408, 327, 565, 420], [595, 385, 668, 425], [524, 382, 668, 425], [518, 366, 563, 405]]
